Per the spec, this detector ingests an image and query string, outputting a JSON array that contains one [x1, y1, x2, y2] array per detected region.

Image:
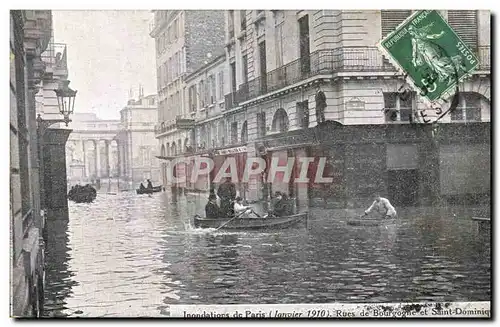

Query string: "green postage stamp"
[[377, 10, 479, 105]]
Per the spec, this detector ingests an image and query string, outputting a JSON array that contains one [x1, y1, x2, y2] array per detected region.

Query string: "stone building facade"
[[117, 94, 161, 186], [224, 10, 491, 208], [161, 10, 490, 209], [10, 10, 53, 317], [150, 10, 225, 187]]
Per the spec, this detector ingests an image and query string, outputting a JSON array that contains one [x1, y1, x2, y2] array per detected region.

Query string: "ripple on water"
[[44, 194, 491, 316]]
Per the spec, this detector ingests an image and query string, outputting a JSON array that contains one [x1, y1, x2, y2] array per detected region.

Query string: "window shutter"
[[381, 10, 412, 37], [448, 10, 478, 51]]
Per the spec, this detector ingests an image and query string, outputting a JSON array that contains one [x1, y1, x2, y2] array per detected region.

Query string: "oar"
[[215, 211, 246, 231], [250, 209, 262, 218]]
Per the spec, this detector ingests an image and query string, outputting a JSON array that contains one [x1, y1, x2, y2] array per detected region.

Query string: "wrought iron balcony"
[[234, 47, 395, 104], [225, 45, 491, 110]]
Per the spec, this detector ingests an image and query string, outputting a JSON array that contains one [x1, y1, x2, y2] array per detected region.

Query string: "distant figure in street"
[[217, 177, 237, 217], [234, 197, 253, 218], [205, 194, 222, 219], [315, 86, 327, 124], [139, 183, 146, 190], [147, 179, 153, 189], [363, 195, 397, 219]]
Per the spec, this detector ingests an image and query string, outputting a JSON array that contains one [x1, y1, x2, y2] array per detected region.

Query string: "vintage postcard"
[[9, 9, 491, 319]]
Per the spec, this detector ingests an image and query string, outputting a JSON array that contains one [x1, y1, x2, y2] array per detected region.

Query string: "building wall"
[[10, 10, 53, 317], [118, 95, 160, 185]]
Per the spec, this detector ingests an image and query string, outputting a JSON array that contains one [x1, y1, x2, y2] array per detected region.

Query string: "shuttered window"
[[381, 10, 412, 37], [448, 10, 478, 51]]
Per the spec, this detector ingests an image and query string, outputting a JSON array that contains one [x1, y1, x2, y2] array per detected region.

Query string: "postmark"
[[377, 10, 478, 108]]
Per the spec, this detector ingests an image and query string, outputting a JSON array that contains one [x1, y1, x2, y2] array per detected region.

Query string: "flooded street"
[[43, 192, 490, 318]]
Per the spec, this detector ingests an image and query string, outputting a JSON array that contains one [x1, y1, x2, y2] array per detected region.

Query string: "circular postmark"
[[398, 38, 461, 124]]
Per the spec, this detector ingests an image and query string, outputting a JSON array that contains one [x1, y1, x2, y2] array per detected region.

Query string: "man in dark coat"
[[315, 86, 327, 124], [269, 192, 290, 217], [217, 177, 237, 217], [205, 194, 222, 218]]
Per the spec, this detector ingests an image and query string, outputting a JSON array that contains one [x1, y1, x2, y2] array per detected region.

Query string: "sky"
[[52, 10, 156, 120]]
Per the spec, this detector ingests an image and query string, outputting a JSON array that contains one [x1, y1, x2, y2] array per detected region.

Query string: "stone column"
[[82, 140, 87, 178], [95, 140, 101, 178], [116, 142, 121, 177], [105, 140, 110, 177]]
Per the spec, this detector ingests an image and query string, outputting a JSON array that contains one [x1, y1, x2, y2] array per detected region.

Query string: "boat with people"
[[68, 184, 97, 203], [193, 212, 308, 230], [136, 185, 163, 195]]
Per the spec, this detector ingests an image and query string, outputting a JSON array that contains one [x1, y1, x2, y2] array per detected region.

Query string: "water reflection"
[[44, 192, 490, 316]]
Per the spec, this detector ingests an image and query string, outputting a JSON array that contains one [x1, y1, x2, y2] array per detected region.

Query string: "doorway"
[[387, 169, 419, 207]]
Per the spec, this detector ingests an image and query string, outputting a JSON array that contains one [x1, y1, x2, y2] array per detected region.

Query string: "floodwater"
[[43, 192, 491, 317]]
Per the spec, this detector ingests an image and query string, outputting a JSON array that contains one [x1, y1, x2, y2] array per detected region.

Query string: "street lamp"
[[36, 80, 77, 212], [37, 80, 77, 129]]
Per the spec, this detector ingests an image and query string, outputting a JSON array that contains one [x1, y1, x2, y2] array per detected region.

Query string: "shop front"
[[211, 145, 248, 198]]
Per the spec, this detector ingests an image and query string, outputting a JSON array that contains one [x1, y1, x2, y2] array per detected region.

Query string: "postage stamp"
[[377, 10, 479, 106]]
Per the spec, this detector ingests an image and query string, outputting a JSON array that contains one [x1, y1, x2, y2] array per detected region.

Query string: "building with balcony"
[[150, 10, 225, 188], [222, 10, 490, 209], [10, 10, 53, 317], [116, 93, 161, 186]]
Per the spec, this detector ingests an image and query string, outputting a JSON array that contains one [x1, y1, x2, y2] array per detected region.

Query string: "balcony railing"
[[41, 42, 67, 70], [227, 46, 491, 107]]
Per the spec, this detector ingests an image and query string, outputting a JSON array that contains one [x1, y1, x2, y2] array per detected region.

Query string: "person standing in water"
[[363, 194, 397, 219]]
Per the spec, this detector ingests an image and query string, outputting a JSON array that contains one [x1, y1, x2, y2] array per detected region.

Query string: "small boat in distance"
[[193, 212, 308, 230], [136, 186, 163, 195]]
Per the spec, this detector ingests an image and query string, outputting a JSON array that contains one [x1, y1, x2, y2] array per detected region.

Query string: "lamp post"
[[37, 80, 77, 211]]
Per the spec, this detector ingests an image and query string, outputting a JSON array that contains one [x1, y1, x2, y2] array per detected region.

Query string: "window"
[[240, 10, 247, 31], [228, 10, 235, 38], [189, 85, 197, 111], [205, 78, 210, 105], [296, 100, 309, 128], [231, 122, 238, 144], [241, 121, 248, 143], [210, 74, 216, 103], [242, 55, 248, 84], [383, 92, 415, 122], [274, 11, 284, 68], [199, 80, 205, 107], [448, 10, 478, 51], [257, 112, 266, 137], [450, 92, 482, 121], [381, 10, 412, 37], [218, 71, 224, 99]]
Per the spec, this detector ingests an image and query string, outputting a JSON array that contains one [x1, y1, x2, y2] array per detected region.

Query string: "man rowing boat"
[[363, 194, 397, 219]]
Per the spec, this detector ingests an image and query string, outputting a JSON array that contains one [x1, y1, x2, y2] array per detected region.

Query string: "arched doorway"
[[272, 108, 289, 133]]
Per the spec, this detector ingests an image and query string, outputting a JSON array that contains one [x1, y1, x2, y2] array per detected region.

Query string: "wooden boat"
[[136, 186, 163, 194], [194, 212, 308, 230], [347, 218, 396, 226], [68, 184, 97, 203]]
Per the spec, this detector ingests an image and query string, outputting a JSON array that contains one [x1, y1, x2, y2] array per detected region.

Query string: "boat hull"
[[136, 186, 163, 194], [194, 212, 308, 230], [347, 218, 396, 226]]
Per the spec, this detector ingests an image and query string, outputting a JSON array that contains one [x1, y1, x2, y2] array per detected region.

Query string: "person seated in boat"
[[147, 179, 153, 189], [139, 183, 146, 190], [363, 194, 397, 219], [234, 196, 253, 218], [268, 192, 289, 217], [205, 194, 222, 219], [281, 193, 294, 216]]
